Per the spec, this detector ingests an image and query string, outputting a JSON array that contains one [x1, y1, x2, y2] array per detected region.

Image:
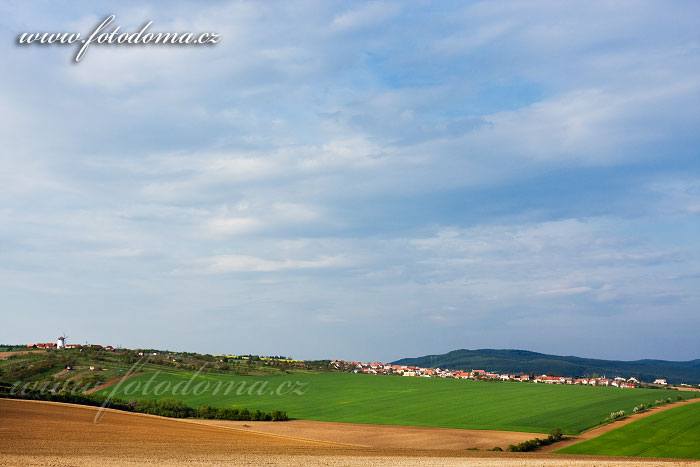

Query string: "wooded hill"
[[392, 349, 700, 384]]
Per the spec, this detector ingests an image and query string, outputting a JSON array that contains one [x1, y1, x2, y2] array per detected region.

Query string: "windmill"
[[57, 332, 68, 349]]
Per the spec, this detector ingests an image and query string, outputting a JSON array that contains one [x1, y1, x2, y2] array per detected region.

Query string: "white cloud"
[[331, 3, 400, 32], [273, 203, 319, 223], [192, 254, 345, 273], [1, 0, 698, 359], [537, 286, 592, 296], [204, 216, 262, 236]]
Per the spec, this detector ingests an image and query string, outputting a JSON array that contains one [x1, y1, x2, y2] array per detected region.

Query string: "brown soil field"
[[539, 398, 700, 453], [1, 399, 698, 466], [0, 350, 43, 359], [195, 418, 539, 450]]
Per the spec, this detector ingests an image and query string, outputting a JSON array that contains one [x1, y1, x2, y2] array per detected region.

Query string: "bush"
[[270, 409, 289, 421], [609, 410, 625, 420], [0, 389, 287, 423], [136, 398, 194, 418], [550, 427, 563, 441], [507, 428, 563, 452]]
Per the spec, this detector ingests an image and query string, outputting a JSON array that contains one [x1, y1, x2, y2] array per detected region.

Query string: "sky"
[[1, 1, 698, 362]]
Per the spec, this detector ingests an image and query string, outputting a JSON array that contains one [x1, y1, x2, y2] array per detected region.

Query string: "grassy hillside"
[[556, 400, 700, 459], [392, 349, 700, 384], [97, 371, 697, 434]]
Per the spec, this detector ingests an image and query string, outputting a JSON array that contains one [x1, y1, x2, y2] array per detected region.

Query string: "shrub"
[[0, 388, 288, 423], [609, 410, 625, 421], [550, 427, 563, 441], [271, 409, 289, 421], [507, 428, 563, 452]]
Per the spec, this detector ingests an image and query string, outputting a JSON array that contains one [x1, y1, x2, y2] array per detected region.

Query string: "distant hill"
[[392, 349, 700, 385]]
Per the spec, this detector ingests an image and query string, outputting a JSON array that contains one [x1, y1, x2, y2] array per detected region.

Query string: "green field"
[[97, 371, 696, 434], [556, 400, 700, 459]]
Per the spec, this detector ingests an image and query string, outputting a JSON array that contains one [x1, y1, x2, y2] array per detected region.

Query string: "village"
[[330, 360, 670, 388], [22, 336, 673, 388], [25, 335, 116, 352], [26, 341, 116, 352]]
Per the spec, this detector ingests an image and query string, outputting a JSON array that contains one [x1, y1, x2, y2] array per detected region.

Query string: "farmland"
[[97, 370, 697, 434], [4, 399, 689, 467], [556, 400, 700, 459]]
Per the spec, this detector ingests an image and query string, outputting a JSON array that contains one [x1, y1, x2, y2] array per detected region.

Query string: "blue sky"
[[1, 1, 698, 362]]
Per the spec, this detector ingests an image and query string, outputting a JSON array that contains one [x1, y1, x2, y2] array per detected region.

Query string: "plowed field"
[[1, 399, 697, 466]]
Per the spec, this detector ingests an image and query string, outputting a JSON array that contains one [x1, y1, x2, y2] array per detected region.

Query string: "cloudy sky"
[[1, 1, 698, 362]]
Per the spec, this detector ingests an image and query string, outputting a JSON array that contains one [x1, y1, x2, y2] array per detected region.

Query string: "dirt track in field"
[[85, 371, 144, 394], [1, 399, 698, 466], [539, 398, 700, 453]]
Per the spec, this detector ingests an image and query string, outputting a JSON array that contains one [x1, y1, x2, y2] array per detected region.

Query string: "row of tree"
[[0, 385, 288, 422]]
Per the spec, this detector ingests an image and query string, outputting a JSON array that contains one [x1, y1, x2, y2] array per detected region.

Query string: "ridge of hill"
[[391, 349, 700, 384]]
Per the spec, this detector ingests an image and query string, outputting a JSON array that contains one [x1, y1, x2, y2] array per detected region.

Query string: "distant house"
[[654, 379, 668, 385], [537, 375, 563, 384], [620, 382, 636, 389], [35, 343, 56, 349]]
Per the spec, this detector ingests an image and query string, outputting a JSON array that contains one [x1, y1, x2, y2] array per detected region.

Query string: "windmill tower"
[[57, 333, 68, 349]]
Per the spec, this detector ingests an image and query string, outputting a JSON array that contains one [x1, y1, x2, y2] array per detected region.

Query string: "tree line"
[[0, 383, 288, 422]]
